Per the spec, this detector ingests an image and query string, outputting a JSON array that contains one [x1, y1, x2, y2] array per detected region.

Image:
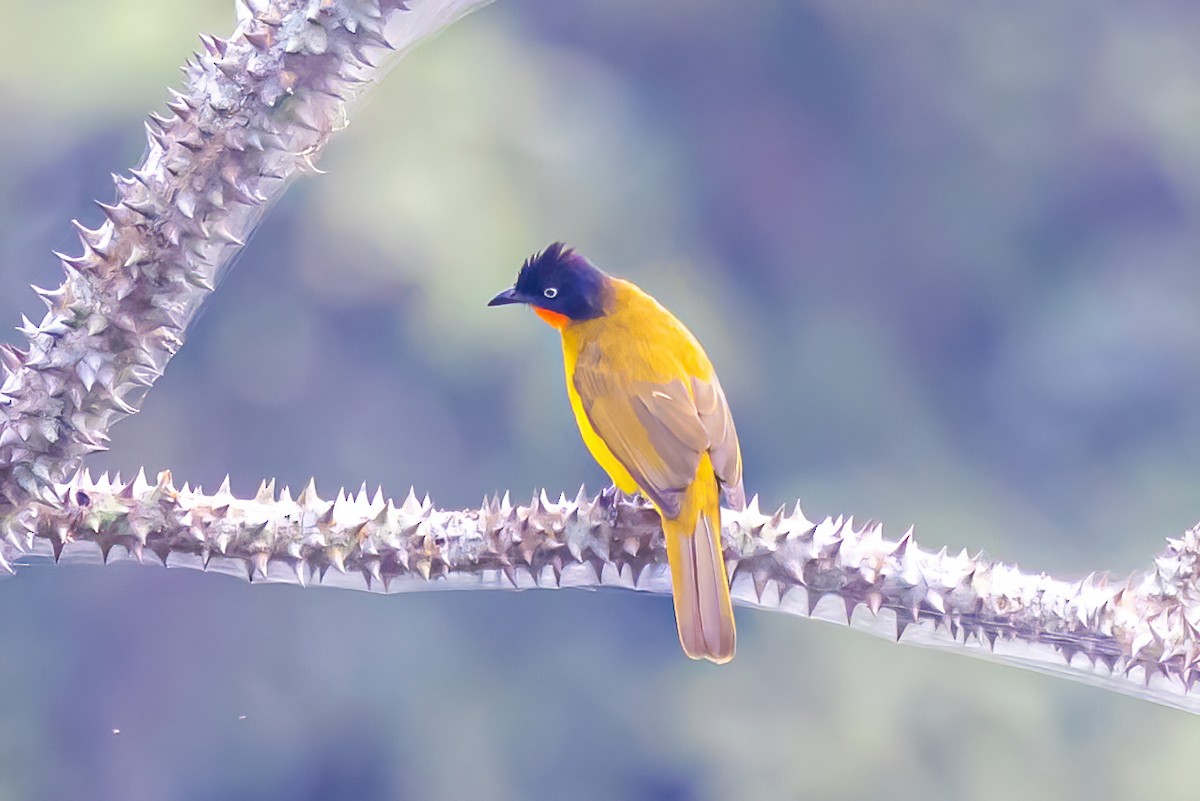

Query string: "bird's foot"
[[599, 485, 626, 526]]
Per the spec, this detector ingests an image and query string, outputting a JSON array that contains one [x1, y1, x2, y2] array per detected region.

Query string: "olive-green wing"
[[692, 375, 745, 510], [572, 344, 744, 517]]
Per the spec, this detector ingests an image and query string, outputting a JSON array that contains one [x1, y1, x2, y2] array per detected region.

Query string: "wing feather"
[[572, 342, 744, 516], [692, 375, 745, 509]]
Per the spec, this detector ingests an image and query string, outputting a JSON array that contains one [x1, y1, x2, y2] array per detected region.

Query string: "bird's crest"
[[517, 242, 578, 285]]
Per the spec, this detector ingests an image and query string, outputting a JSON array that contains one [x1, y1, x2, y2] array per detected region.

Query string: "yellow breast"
[[556, 278, 714, 494], [560, 339, 641, 493]]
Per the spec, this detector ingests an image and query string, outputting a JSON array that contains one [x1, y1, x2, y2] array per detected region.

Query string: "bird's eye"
[[543, 287, 558, 299]]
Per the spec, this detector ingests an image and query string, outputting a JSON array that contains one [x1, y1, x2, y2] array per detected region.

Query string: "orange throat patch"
[[533, 307, 570, 329]]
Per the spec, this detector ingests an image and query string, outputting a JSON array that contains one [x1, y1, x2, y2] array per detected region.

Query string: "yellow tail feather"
[[664, 498, 736, 664]]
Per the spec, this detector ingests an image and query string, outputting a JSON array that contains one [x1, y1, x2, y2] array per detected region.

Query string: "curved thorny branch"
[[0, 0, 490, 560], [2, 0, 1200, 719], [13, 470, 1200, 715]]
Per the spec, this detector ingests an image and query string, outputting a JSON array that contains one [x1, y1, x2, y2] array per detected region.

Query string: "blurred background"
[[2, 0, 1200, 798]]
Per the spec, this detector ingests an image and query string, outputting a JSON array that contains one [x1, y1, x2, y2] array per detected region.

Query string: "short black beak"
[[487, 287, 524, 307]]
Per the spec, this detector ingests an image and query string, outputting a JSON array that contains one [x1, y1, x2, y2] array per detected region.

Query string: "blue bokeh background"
[[2, 1, 1200, 798]]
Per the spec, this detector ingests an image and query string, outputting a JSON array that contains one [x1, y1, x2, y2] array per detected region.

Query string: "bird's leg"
[[599, 484, 625, 526], [599, 486, 652, 528]]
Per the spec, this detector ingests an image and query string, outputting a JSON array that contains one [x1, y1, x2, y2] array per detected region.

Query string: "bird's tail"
[[663, 482, 736, 664]]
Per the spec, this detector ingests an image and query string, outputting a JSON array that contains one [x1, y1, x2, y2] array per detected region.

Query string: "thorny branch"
[[14, 470, 1200, 715], [2, 0, 1200, 718], [0, 0, 490, 560]]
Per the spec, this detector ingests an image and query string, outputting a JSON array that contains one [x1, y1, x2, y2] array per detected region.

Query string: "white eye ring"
[[543, 287, 558, 299]]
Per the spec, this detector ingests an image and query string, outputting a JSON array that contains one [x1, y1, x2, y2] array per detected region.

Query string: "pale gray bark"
[[0, 0, 490, 557], [9, 470, 1200, 716]]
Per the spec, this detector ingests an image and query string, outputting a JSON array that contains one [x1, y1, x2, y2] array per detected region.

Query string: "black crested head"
[[490, 242, 610, 321]]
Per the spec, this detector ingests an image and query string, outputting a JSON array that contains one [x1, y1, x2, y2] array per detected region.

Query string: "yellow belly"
[[561, 341, 640, 494]]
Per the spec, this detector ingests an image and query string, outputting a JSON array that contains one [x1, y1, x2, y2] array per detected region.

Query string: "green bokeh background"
[[2, 1, 1200, 799]]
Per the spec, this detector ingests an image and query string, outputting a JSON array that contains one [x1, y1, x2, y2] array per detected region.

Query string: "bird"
[[489, 243, 745, 663]]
